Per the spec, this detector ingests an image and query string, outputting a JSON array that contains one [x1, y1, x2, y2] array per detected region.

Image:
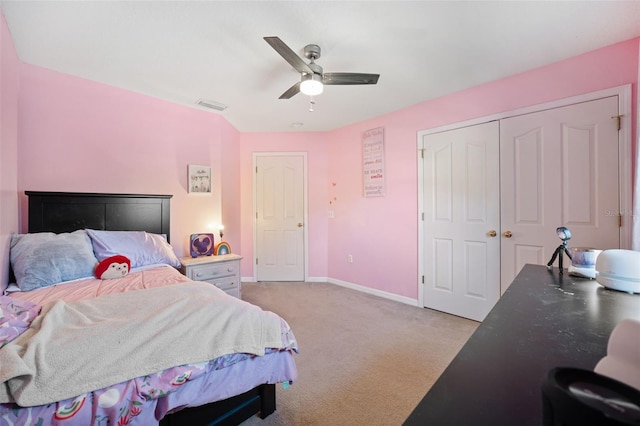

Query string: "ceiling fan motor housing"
[[304, 44, 321, 60]]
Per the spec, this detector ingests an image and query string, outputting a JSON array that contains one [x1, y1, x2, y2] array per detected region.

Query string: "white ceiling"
[[2, 1, 640, 133]]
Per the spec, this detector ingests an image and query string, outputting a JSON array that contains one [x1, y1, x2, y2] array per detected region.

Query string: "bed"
[[0, 191, 298, 426]]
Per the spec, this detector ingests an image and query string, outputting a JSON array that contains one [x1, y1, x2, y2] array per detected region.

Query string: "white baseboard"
[[326, 277, 419, 307], [304, 276, 328, 283], [242, 276, 419, 307]]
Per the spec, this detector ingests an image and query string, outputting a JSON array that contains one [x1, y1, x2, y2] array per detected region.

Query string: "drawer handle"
[[227, 267, 233, 272], [196, 271, 221, 278]]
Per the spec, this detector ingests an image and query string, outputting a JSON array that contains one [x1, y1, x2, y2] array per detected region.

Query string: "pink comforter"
[[0, 266, 298, 426], [8, 265, 194, 304]]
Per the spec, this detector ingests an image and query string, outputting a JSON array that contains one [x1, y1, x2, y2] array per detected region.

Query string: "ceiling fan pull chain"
[[309, 97, 316, 112]]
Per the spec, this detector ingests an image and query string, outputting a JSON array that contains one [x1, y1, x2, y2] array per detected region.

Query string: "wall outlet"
[[348, 254, 353, 263], [328, 210, 335, 218]]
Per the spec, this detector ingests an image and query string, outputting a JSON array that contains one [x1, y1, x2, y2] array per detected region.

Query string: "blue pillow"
[[10, 230, 99, 291], [86, 230, 181, 268]]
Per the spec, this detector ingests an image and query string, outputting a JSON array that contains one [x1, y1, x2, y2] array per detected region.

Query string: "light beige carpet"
[[241, 282, 478, 426]]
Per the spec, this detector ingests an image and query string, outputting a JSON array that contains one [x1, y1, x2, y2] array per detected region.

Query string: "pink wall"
[[326, 121, 418, 298], [17, 63, 242, 258], [220, 120, 242, 253], [0, 14, 20, 290], [325, 38, 639, 299]]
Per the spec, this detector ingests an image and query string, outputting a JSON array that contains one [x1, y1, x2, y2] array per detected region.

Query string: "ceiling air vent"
[[196, 98, 227, 112]]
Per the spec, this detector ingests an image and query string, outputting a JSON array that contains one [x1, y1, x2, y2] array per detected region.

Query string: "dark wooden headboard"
[[26, 191, 173, 242]]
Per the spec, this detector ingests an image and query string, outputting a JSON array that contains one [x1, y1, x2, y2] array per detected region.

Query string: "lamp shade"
[[300, 73, 323, 96]]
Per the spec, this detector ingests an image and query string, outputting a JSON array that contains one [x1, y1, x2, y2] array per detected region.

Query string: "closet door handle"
[[488, 230, 497, 237], [503, 230, 513, 238]]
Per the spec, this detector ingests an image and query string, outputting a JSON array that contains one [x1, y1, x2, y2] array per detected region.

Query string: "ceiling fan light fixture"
[[300, 73, 323, 96]]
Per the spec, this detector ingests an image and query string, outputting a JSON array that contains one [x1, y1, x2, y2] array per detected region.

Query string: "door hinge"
[[612, 115, 622, 131], [256, 212, 258, 219], [421, 212, 424, 221], [619, 214, 622, 228], [421, 275, 424, 284], [420, 149, 424, 159], [256, 258, 258, 265], [256, 166, 258, 173]]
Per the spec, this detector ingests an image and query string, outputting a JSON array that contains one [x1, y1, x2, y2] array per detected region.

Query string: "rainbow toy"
[[214, 242, 231, 255]]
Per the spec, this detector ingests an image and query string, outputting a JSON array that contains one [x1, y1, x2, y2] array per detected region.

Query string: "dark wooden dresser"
[[404, 264, 640, 426]]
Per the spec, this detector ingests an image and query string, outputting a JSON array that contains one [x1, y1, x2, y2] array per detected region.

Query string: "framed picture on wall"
[[188, 165, 212, 194], [362, 127, 385, 197]]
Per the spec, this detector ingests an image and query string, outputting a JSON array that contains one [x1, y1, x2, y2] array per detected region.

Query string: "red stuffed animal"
[[95, 255, 131, 279]]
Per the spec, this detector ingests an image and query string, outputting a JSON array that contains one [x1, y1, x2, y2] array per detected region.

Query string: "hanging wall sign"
[[362, 127, 385, 197]]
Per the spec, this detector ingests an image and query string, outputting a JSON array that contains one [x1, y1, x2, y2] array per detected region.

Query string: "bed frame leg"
[[260, 384, 276, 418]]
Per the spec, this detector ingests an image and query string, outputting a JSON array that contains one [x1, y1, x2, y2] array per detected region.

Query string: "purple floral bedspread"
[[0, 295, 298, 426]]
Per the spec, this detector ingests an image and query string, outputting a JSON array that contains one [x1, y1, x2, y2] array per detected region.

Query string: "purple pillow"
[[86, 230, 181, 268]]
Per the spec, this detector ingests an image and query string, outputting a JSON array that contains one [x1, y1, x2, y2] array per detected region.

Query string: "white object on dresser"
[[180, 254, 242, 298]]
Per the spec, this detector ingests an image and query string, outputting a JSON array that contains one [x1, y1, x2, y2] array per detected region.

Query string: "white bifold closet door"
[[423, 121, 501, 322], [422, 96, 620, 321]]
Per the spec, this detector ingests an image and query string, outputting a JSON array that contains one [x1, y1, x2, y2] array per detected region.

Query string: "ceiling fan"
[[264, 36, 380, 100]]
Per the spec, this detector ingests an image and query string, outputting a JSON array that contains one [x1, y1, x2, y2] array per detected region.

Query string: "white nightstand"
[[180, 254, 242, 298]]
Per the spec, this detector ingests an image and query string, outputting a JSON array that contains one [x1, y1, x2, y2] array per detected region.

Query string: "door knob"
[[503, 230, 513, 238], [297, 222, 303, 227], [488, 230, 497, 237]]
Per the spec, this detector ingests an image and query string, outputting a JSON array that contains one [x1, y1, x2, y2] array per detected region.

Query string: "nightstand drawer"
[[190, 262, 237, 281], [210, 276, 239, 292], [180, 254, 242, 299]]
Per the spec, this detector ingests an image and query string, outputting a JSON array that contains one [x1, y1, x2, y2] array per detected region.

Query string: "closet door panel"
[[500, 97, 620, 292]]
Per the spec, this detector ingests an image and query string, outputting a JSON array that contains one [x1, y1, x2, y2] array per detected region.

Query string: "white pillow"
[[86, 229, 181, 268], [10, 230, 98, 291]]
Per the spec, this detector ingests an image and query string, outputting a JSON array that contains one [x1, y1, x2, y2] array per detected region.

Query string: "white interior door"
[[500, 97, 620, 292], [422, 121, 501, 321], [255, 154, 306, 281]]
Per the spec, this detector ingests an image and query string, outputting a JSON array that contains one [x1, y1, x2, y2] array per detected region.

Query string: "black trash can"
[[542, 367, 640, 425]]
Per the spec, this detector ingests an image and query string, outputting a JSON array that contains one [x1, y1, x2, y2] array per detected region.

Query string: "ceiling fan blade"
[[323, 73, 380, 85], [264, 36, 313, 75], [279, 81, 301, 99]]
